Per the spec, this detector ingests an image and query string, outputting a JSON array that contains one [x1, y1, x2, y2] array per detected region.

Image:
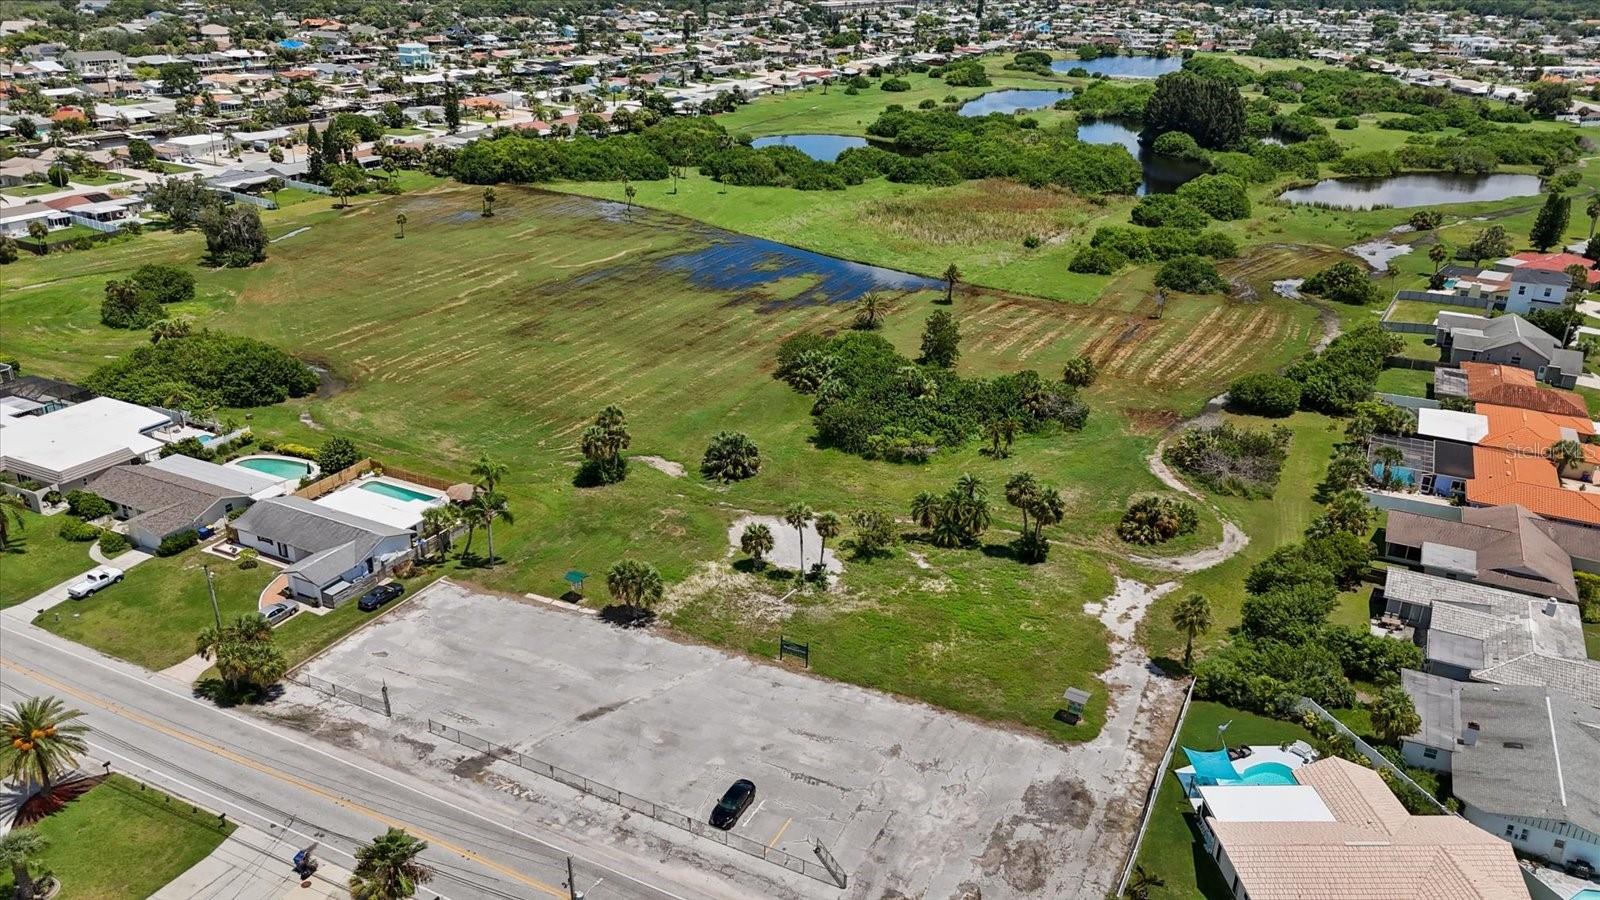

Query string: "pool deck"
[[312, 476, 445, 531]]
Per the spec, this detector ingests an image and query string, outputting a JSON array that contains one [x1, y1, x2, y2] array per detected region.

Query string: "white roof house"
[[0, 396, 172, 486], [1417, 408, 1490, 445]]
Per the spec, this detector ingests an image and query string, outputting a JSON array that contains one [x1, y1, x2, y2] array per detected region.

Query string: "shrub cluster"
[[59, 517, 103, 541], [1285, 323, 1402, 414], [158, 529, 200, 556], [1302, 261, 1383, 306], [86, 331, 318, 409], [66, 490, 112, 519], [1117, 495, 1200, 545], [1164, 423, 1292, 497], [1154, 255, 1229, 294], [1228, 372, 1302, 417], [775, 331, 1087, 462]]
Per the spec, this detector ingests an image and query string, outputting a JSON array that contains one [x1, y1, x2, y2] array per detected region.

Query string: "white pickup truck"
[[67, 566, 123, 599]]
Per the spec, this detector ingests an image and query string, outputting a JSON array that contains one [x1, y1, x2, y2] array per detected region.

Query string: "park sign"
[[778, 636, 809, 668]]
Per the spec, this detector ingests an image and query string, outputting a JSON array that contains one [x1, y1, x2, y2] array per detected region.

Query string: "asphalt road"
[[0, 622, 702, 900]]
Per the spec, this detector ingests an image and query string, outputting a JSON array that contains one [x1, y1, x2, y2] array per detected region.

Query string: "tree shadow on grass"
[[598, 604, 656, 628], [453, 550, 495, 570], [193, 679, 283, 708], [731, 558, 798, 584]]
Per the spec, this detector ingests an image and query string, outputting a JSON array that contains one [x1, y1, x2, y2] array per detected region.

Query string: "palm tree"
[[783, 503, 814, 572], [349, 828, 433, 900], [0, 829, 48, 900], [148, 317, 192, 344], [606, 559, 664, 615], [909, 491, 939, 529], [394, 212, 407, 239], [700, 432, 761, 482], [418, 503, 460, 562], [941, 263, 960, 304], [471, 455, 508, 494], [480, 186, 496, 217], [0, 696, 89, 793], [1428, 242, 1448, 275], [1371, 685, 1421, 747], [1124, 864, 1166, 900], [469, 490, 513, 566], [1003, 473, 1040, 534], [1587, 194, 1600, 243], [853, 292, 885, 330], [813, 511, 840, 565], [983, 417, 1017, 458], [0, 495, 26, 551], [1170, 593, 1212, 669], [740, 523, 774, 568], [1028, 486, 1064, 541], [1548, 439, 1585, 475], [951, 474, 990, 538], [1373, 445, 1404, 489]]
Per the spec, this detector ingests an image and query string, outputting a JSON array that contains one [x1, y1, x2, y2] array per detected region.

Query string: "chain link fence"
[[288, 672, 391, 716], [426, 720, 847, 888], [1296, 697, 1450, 815]]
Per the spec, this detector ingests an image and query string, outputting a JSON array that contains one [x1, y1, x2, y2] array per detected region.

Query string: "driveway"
[[278, 579, 1185, 899], [0, 548, 152, 623]]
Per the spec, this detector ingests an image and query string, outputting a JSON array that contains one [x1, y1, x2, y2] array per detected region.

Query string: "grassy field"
[[0, 182, 57, 197], [0, 509, 94, 608], [38, 551, 274, 670], [1375, 366, 1433, 398], [3, 184, 1194, 736], [1133, 701, 1314, 900], [0, 775, 233, 900], [1587, 623, 1599, 660]]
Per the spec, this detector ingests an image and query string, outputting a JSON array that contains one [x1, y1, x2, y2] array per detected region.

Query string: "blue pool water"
[[1570, 891, 1600, 900], [235, 457, 312, 479], [361, 481, 436, 503], [959, 89, 1070, 116], [1371, 462, 1418, 487], [1051, 55, 1182, 79], [750, 134, 866, 162], [1239, 762, 1298, 786]]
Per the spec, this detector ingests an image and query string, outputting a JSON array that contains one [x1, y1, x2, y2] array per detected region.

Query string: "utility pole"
[[565, 857, 582, 900], [203, 564, 222, 629]]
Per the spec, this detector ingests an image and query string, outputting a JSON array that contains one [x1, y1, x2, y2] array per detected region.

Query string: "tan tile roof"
[[1208, 758, 1526, 899]]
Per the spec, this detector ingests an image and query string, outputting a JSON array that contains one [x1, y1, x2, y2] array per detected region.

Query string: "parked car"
[[709, 779, 755, 830], [263, 602, 297, 626], [357, 582, 404, 612], [67, 567, 124, 599]]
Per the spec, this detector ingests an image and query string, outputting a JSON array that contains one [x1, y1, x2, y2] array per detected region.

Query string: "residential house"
[[232, 496, 413, 606], [0, 396, 203, 509], [61, 49, 126, 77], [199, 23, 231, 50], [0, 202, 72, 238], [1502, 251, 1599, 290], [1434, 313, 1585, 388], [396, 41, 434, 68], [85, 455, 279, 549], [1401, 672, 1600, 872], [1504, 268, 1570, 316], [1194, 755, 1527, 899], [1380, 504, 1591, 601], [1378, 567, 1591, 683], [1433, 362, 1591, 417]]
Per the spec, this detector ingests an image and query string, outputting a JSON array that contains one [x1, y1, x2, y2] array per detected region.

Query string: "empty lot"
[[284, 579, 1183, 899]]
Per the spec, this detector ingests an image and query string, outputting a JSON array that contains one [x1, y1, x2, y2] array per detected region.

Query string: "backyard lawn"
[[0, 775, 233, 900], [1586, 623, 1599, 661], [1133, 701, 1315, 900], [0, 509, 93, 608], [0, 182, 57, 198], [1374, 366, 1433, 398], [37, 550, 273, 670]]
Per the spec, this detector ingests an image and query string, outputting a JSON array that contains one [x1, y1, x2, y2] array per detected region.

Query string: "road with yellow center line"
[[0, 623, 713, 900]]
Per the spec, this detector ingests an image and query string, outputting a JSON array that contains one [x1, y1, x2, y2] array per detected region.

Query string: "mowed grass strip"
[[0, 774, 234, 900]]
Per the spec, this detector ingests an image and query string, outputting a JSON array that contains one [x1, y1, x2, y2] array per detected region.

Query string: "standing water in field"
[[657, 231, 942, 306]]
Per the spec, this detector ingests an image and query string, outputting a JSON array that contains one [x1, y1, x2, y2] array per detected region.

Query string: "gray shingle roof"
[[1383, 508, 1579, 603], [1401, 669, 1460, 752], [1449, 683, 1600, 835], [86, 464, 241, 539], [234, 495, 408, 551]]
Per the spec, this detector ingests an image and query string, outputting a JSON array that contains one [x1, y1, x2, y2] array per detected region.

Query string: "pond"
[[658, 231, 943, 306], [959, 89, 1072, 117], [750, 133, 867, 162], [1051, 55, 1183, 79], [1278, 173, 1543, 210], [1074, 119, 1207, 195]]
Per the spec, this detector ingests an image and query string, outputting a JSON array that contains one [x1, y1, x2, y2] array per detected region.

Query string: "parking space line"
[[767, 817, 793, 850], [740, 799, 766, 829]]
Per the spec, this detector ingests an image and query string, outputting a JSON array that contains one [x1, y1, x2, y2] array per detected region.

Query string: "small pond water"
[[658, 232, 943, 305], [751, 133, 867, 162], [959, 89, 1072, 116], [1051, 55, 1183, 79], [1074, 118, 1207, 195], [1278, 173, 1543, 210]]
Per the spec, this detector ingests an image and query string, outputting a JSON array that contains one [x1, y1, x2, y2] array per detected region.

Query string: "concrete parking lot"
[[285, 579, 1183, 899]]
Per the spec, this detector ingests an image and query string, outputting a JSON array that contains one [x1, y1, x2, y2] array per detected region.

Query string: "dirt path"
[[1135, 393, 1250, 573]]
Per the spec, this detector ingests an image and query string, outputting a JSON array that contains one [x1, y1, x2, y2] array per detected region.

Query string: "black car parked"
[[357, 582, 404, 612], [709, 779, 755, 830]]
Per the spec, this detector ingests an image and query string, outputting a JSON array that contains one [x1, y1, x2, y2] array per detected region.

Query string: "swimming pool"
[[1238, 762, 1298, 786], [235, 457, 313, 479], [1570, 891, 1600, 900], [360, 481, 436, 503], [1370, 462, 1417, 487]]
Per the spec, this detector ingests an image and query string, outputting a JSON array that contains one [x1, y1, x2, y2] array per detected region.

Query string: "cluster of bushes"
[[454, 132, 670, 184], [59, 517, 103, 542], [1071, 225, 1239, 276], [1155, 255, 1229, 294], [66, 490, 112, 520], [1228, 372, 1302, 417], [1301, 260, 1384, 306], [85, 331, 318, 409], [867, 108, 1142, 194], [1118, 495, 1200, 545], [157, 529, 200, 556], [936, 60, 990, 87], [1062, 80, 1155, 121], [1285, 323, 1402, 414], [98, 531, 129, 556], [1006, 50, 1054, 76], [1164, 422, 1292, 497], [100, 263, 196, 329], [775, 330, 1087, 462], [699, 144, 862, 191]]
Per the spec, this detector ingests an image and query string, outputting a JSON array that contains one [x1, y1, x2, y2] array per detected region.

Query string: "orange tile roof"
[[1460, 362, 1590, 417], [1511, 251, 1599, 286], [1469, 446, 1600, 525], [1474, 403, 1595, 455]]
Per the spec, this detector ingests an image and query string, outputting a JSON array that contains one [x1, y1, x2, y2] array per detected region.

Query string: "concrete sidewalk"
[[152, 824, 348, 900]]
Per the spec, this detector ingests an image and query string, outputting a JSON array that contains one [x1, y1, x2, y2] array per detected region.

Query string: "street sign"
[[778, 636, 809, 668]]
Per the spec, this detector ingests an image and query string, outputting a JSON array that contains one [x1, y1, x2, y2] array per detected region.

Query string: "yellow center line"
[[766, 816, 793, 850], [0, 658, 565, 898]]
